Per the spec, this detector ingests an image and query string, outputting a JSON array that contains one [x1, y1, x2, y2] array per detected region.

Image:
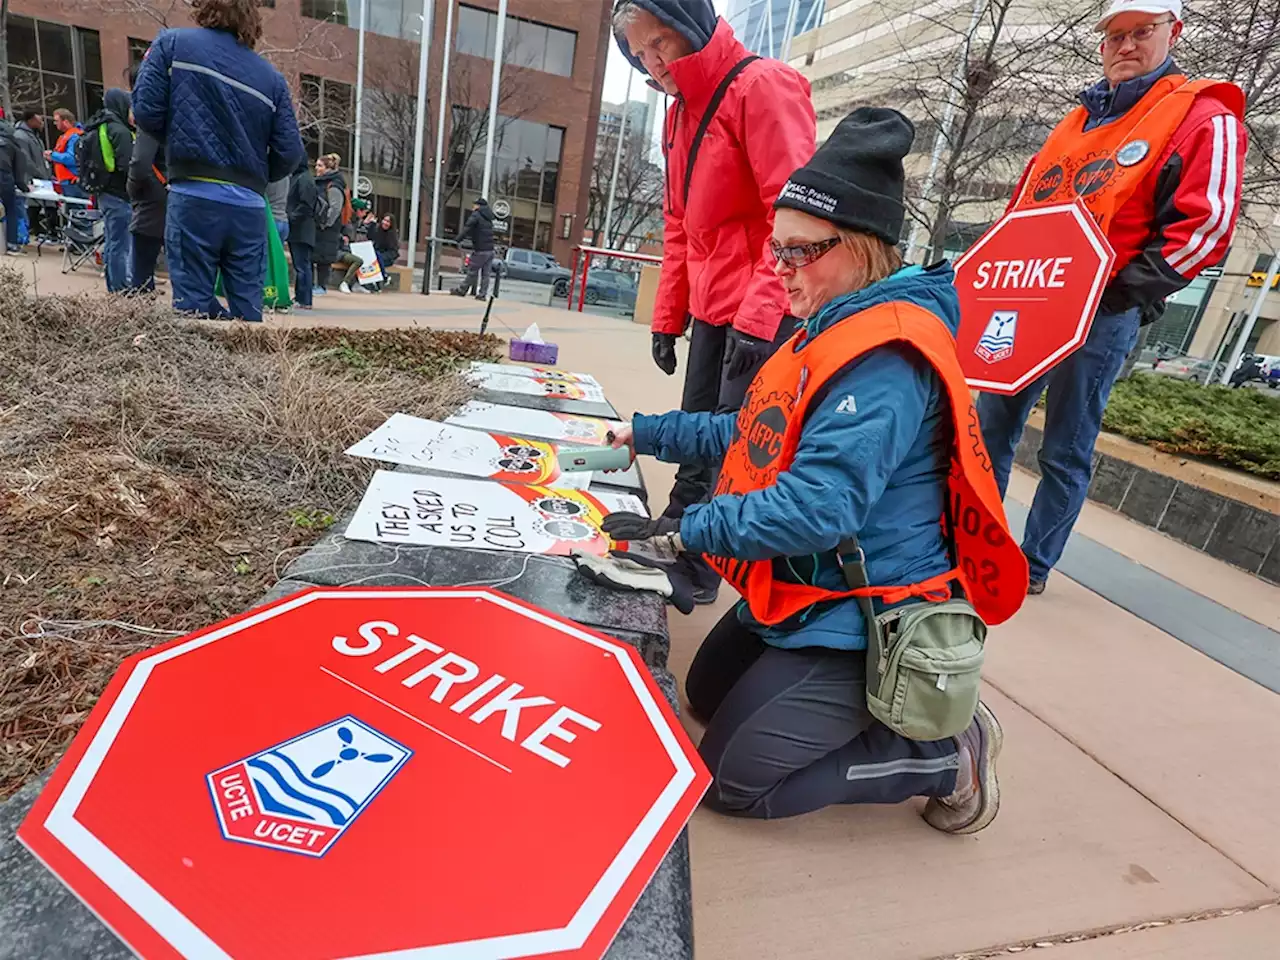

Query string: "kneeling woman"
[[605, 109, 1027, 830]]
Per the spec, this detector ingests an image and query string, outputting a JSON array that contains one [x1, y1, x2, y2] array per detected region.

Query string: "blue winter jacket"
[[131, 27, 304, 194], [633, 264, 960, 651]]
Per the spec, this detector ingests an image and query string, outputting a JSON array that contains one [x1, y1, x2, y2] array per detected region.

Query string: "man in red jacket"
[[614, 0, 816, 596], [977, 0, 1245, 595]]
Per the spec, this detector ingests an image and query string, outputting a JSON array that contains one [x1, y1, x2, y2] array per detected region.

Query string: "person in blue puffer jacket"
[[131, 0, 304, 322], [601, 109, 1003, 831]]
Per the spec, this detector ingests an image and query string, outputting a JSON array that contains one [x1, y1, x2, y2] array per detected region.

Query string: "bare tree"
[[585, 128, 664, 250], [848, 0, 1094, 261]]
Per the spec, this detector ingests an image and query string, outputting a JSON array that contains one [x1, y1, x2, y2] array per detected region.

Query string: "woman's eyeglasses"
[[768, 236, 840, 270], [1103, 17, 1174, 48]]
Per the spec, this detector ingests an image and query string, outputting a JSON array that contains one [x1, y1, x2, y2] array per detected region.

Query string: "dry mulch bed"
[[0, 269, 500, 800]]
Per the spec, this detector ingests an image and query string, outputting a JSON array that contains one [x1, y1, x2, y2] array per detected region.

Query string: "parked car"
[[579, 269, 638, 310], [1148, 355, 1226, 383], [502, 247, 570, 295]]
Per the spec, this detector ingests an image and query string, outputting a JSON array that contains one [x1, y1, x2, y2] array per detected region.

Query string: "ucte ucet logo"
[[207, 716, 412, 857]]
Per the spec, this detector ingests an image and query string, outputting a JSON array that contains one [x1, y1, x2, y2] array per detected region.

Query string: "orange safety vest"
[[53, 126, 84, 184], [707, 301, 1029, 628], [1014, 74, 1245, 245]]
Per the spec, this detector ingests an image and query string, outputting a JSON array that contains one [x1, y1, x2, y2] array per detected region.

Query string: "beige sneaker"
[[923, 701, 1003, 835]]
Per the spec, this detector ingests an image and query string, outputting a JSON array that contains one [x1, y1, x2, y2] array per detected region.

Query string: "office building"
[[4, 0, 614, 263], [725, 0, 825, 60]]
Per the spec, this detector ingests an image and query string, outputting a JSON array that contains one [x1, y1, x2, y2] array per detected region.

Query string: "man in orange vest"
[[44, 108, 87, 200], [977, 0, 1245, 595]]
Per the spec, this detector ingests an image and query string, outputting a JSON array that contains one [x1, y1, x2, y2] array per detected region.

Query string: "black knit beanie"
[[774, 107, 914, 245]]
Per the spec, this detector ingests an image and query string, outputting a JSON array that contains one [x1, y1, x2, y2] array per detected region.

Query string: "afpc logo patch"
[[975, 311, 1018, 364], [208, 716, 411, 858]]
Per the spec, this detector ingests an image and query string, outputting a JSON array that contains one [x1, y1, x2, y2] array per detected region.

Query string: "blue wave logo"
[[976, 311, 1018, 364], [208, 716, 412, 857]]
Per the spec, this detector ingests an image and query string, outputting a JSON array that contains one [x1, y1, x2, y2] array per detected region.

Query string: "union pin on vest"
[[1116, 139, 1150, 167], [975, 311, 1019, 364]]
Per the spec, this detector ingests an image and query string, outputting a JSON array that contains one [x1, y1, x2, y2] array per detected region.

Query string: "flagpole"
[[406, 0, 436, 272]]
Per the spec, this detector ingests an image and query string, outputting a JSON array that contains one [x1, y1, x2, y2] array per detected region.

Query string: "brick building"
[[4, 0, 613, 264]]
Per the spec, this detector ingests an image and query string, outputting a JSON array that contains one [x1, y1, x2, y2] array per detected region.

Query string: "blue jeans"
[[276, 220, 289, 244], [97, 193, 133, 293], [289, 240, 313, 307], [977, 307, 1142, 582], [166, 191, 267, 322]]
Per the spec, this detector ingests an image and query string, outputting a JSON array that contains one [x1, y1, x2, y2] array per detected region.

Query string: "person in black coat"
[[286, 159, 318, 309], [312, 154, 349, 294], [127, 128, 167, 293], [452, 197, 496, 299]]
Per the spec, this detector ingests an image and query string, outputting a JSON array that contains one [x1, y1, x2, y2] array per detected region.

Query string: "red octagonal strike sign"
[[18, 588, 710, 960], [954, 201, 1116, 395]]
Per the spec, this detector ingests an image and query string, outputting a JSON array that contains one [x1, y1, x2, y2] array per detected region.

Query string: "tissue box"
[[509, 339, 559, 364]]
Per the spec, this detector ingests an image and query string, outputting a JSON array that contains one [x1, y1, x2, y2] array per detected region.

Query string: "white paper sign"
[[346, 413, 589, 490], [446, 401, 621, 447], [467, 368, 608, 403], [345, 471, 651, 557], [468, 362, 601, 387], [350, 240, 385, 286]]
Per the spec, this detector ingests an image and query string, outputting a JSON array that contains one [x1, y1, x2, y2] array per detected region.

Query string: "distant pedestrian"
[[45, 109, 85, 199], [80, 89, 135, 292], [286, 159, 318, 309], [312, 153, 351, 295], [452, 197, 495, 299], [131, 0, 305, 322], [0, 108, 28, 254], [1230, 355, 1262, 388], [267, 175, 290, 243], [14, 110, 51, 245], [127, 127, 168, 293], [369, 212, 399, 288]]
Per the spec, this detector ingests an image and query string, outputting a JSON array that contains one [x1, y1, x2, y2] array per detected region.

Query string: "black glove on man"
[[600, 512, 681, 544], [652, 333, 678, 376], [723, 329, 771, 380]]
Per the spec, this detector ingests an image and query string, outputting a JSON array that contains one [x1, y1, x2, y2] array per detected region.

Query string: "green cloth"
[[215, 210, 292, 310]]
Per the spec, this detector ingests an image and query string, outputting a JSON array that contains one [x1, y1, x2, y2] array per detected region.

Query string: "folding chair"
[[61, 208, 105, 275]]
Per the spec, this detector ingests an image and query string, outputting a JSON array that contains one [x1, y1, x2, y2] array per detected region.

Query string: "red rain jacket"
[[656, 21, 816, 340]]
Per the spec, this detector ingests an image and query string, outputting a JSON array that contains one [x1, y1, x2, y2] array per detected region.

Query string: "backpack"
[[76, 118, 117, 194]]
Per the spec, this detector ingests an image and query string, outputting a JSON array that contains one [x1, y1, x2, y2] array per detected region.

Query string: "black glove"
[[652, 333, 678, 376], [723, 329, 771, 380], [601, 512, 680, 543]]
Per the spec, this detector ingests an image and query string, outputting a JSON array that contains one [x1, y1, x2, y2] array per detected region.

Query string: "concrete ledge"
[[1015, 416, 1280, 584]]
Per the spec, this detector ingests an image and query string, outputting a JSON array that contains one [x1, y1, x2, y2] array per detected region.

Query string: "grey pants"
[[459, 250, 494, 297], [688, 608, 960, 819]]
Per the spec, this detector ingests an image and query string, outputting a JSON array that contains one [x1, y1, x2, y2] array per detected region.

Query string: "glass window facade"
[[300, 73, 356, 166], [725, 0, 825, 59], [302, 0, 424, 40], [5, 16, 103, 134], [454, 4, 576, 77], [446, 107, 564, 252]]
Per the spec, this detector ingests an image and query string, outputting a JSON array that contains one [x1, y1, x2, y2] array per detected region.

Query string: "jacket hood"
[[665, 20, 750, 106], [614, 0, 719, 77], [475, 205, 495, 222], [806, 263, 962, 341], [104, 88, 132, 122], [317, 169, 346, 187]]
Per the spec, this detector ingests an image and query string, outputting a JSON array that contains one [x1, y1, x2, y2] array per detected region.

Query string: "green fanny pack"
[[839, 539, 987, 742]]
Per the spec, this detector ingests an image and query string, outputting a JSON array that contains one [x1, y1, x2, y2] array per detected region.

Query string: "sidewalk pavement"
[[17, 257, 1280, 957]]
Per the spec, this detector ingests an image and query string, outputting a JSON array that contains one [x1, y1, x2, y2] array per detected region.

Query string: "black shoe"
[[1028, 580, 1046, 596], [449, 288, 466, 297], [475, 294, 488, 301]]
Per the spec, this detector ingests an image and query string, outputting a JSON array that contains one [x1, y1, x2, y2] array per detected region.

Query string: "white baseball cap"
[[1095, 0, 1183, 31]]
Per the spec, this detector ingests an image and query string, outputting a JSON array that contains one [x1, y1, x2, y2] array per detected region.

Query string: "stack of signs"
[[447, 401, 621, 447], [345, 471, 663, 559], [465, 363, 613, 417], [346, 413, 592, 490]]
